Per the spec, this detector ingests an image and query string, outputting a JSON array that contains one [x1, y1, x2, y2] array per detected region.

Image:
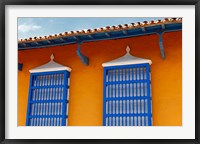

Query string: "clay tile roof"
[[97, 28, 102, 32], [18, 18, 182, 43], [143, 21, 148, 25], [106, 26, 110, 30], [87, 29, 92, 33], [118, 24, 123, 28], [164, 18, 170, 22], [137, 22, 142, 26], [157, 19, 162, 23], [123, 24, 128, 28], [171, 18, 177, 21]]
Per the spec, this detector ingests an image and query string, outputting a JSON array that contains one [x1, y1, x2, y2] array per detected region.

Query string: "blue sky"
[[18, 17, 164, 39]]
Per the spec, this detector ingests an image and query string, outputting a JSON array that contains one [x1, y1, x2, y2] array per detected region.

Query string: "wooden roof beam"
[[141, 27, 146, 32], [105, 33, 111, 37], [88, 34, 94, 39], [122, 30, 128, 35]]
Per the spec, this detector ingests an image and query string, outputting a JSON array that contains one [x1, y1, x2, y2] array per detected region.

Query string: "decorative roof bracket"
[[157, 31, 165, 59], [18, 63, 23, 71], [76, 41, 89, 65]]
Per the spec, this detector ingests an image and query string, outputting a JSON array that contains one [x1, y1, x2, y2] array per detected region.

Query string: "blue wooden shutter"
[[103, 63, 152, 126], [26, 70, 70, 126]]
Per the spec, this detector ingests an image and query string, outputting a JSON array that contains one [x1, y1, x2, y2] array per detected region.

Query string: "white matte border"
[[5, 5, 195, 139]]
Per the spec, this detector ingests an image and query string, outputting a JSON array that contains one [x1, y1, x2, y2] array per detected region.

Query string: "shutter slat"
[[103, 64, 152, 126], [26, 71, 70, 126]]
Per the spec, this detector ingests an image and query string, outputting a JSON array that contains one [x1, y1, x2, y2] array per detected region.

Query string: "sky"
[[18, 17, 165, 39]]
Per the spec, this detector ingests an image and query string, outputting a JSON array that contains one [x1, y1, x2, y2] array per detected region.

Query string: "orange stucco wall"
[[18, 31, 182, 126]]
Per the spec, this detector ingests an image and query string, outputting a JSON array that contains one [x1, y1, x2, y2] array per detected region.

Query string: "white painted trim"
[[30, 67, 72, 73], [102, 60, 152, 67], [102, 46, 152, 67], [29, 54, 72, 73]]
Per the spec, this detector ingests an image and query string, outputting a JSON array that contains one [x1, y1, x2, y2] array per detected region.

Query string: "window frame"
[[26, 70, 70, 126], [103, 63, 152, 126]]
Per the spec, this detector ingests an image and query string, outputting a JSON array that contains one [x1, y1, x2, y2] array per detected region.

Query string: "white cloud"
[[18, 23, 42, 33]]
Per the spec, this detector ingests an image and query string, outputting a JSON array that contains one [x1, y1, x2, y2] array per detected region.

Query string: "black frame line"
[[0, 0, 199, 143]]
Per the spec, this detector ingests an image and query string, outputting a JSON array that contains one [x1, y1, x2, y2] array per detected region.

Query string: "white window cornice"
[[102, 46, 152, 67], [29, 54, 72, 73]]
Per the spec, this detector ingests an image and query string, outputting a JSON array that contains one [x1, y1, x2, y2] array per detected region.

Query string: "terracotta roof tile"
[[18, 18, 182, 43]]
